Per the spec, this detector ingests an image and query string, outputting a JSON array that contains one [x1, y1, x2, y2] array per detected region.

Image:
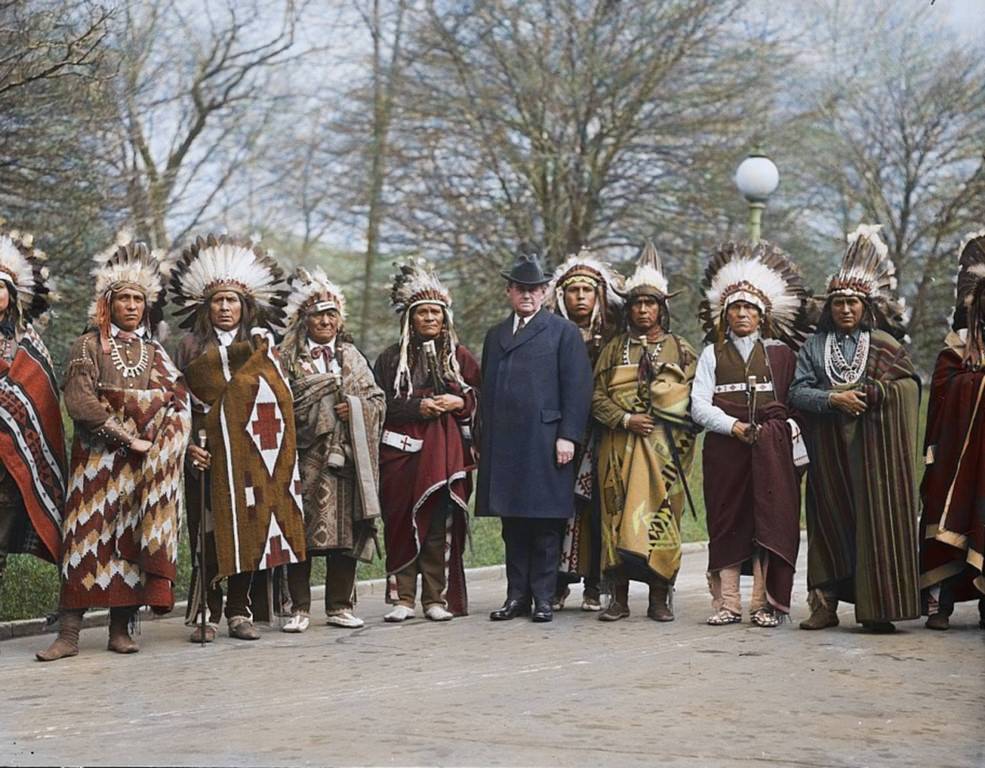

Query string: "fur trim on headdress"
[[699, 240, 810, 349], [0, 228, 55, 327], [546, 246, 625, 341], [388, 259, 464, 397], [169, 233, 287, 330], [625, 240, 674, 301], [278, 266, 347, 371], [87, 232, 171, 334], [826, 224, 907, 338], [547, 247, 624, 312]]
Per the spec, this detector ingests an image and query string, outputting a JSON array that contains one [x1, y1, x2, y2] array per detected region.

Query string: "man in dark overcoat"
[[476, 254, 593, 622]]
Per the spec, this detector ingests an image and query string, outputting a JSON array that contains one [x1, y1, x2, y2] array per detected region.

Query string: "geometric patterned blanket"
[[60, 342, 191, 611], [183, 330, 306, 580], [0, 326, 66, 563]]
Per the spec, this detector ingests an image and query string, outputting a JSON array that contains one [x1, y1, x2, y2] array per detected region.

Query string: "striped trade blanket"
[[0, 326, 66, 562], [804, 329, 921, 623]]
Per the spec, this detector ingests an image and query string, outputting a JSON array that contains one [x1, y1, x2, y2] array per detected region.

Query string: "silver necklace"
[[623, 336, 664, 365], [824, 331, 868, 385], [109, 335, 149, 379]]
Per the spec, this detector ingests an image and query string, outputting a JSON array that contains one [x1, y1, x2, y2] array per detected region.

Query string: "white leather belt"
[[382, 429, 423, 453], [713, 381, 774, 394]]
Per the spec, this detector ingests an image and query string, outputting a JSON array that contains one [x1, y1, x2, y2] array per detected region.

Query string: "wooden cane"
[[197, 429, 208, 647]]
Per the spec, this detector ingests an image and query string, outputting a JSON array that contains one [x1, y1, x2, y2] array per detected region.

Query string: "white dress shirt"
[[691, 331, 761, 436], [215, 327, 238, 347], [110, 323, 146, 338]]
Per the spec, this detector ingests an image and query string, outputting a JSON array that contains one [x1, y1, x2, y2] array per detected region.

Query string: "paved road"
[[1, 546, 982, 768]]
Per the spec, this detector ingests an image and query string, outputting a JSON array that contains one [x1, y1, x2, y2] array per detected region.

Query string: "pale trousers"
[[718, 556, 767, 615]]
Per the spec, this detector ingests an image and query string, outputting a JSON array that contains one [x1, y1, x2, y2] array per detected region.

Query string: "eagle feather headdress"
[[88, 232, 171, 332], [953, 229, 985, 331], [169, 233, 287, 330], [0, 228, 55, 327], [546, 247, 624, 313], [278, 266, 348, 367], [699, 240, 810, 349], [390, 258, 452, 313], [826, 224, 907, 339], [388, 259, 465, 397]]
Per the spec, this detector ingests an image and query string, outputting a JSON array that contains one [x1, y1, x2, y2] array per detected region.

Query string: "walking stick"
[[197, 428, 208, 648]]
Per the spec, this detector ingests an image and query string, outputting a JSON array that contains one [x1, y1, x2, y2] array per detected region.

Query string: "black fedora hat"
[[500, 254, 549, 286]]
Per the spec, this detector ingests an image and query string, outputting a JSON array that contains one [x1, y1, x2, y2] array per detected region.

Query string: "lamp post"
[[735, 151, 779, 242]]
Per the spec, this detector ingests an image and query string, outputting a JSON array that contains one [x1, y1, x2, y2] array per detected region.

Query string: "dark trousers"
[[197, 530, 254, 621], [286, 551, 358, 613], [501, 517, 567, 605]]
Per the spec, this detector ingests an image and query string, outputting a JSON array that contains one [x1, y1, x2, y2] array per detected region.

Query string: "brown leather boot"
[[107, 607, 140, 654], [36, 610, 83, 662], [599, 580, 630, 622], [647, 580, 674, 622], [799, 590, 839, 630]]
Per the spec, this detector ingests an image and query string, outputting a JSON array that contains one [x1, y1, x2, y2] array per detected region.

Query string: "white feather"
[[0, 235, 34, 294], [846, 223, 888, 258], [281, 266, 347, 330], [547, 250, 625, 310]]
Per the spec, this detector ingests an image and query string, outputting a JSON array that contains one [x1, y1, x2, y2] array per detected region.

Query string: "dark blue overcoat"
[[475, 309, 593, 519]]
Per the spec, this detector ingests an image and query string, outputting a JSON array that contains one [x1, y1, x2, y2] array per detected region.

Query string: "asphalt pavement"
[[1, 545, 982, 767]]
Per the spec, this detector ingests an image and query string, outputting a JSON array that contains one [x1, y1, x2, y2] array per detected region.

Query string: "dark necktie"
[[514, 317, 526, 337]]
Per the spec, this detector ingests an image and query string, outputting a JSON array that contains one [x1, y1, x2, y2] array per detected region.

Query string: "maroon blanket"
[[380, 346, 480, 616], [919, 344, 985, 603]]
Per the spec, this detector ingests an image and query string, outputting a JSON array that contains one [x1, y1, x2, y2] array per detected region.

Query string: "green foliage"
[[0, 555, 60, 622]]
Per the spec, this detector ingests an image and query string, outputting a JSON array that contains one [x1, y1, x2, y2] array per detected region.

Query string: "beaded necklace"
[[824, 330, 869, 386], [622, 335, 665, 366], [109, 334, 150, 380]]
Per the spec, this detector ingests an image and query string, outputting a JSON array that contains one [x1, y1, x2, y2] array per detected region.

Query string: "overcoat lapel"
[[499, 310, 549, 353]]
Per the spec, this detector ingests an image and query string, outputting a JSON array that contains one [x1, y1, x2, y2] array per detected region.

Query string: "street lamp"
[[735, 151, 779, 242]]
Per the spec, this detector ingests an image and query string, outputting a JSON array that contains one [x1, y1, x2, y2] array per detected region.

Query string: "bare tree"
[[0, 0, 109, 97], [106, 0, 305, 248], [352, 0, 776, 341], [780, 0, 985, 367]]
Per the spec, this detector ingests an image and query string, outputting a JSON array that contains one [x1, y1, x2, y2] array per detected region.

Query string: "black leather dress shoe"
[[531, 602, 553, 623], [490, 599, 531, 621]]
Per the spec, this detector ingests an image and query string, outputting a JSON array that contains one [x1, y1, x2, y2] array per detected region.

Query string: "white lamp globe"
[[735, 154, 779, 203]]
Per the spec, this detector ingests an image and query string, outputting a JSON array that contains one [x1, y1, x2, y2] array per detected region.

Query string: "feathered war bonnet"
[[277, 265, 347, 372], [88, 232, 170, 338], [952, 230, 985, 368], [0, 227, 56, 330], [825, 223, 907, 339], [699, 240, 810, 349], [623, 240, 677, 328], [546, 246, 624, 334], [388, 258, 464, 397], [169, 232, 287, 331], [952, 229, 985, 332]]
